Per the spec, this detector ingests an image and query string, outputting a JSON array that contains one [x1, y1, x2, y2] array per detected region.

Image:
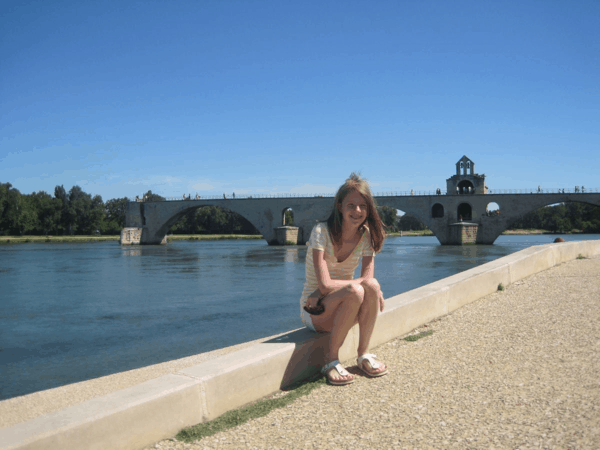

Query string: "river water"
[[1, 234, 598, 400]]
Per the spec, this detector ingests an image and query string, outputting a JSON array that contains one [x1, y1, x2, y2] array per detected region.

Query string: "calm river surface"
[[1, 234, 598, 399]]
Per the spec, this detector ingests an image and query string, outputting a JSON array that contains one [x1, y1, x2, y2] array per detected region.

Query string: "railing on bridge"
[[130, 187, 599, 202]]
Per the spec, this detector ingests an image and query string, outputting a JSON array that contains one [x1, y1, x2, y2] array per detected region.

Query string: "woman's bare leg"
[[311, 284, 364, 382], [357, 278, 387, 374]]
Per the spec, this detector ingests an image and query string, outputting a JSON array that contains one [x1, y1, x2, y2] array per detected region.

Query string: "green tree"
[[398, 213, 427, 231], [284, 209, 294, 226], [29, 191, 61, 235], [378, 206, 400, 233], [104, 197, 129, 234], [143, 190, 165, 202], [0, 182, 24, 235], [54, 185, 69, 234], [19, 194, 41, 235]]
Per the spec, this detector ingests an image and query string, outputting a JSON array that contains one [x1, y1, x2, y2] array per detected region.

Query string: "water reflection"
[[122, 247, 141, 257], [284, 247, 300, 264]]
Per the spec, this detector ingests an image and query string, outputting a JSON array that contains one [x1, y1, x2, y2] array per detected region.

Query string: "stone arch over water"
[[158, 204, 261, 238]]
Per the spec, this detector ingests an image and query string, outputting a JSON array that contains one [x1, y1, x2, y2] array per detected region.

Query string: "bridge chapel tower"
[[446, 155, 488, 195]]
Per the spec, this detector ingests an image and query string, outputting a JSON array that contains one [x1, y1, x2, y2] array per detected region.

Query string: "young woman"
[[300, 173, 387, 385]]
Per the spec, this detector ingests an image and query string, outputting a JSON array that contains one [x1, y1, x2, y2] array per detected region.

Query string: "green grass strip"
[[403, 330, 434, 342], [166, 234, 262, 242], [176, 376, 326, 442]]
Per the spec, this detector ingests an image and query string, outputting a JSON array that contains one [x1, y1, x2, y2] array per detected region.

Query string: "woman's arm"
[[313, 249, 362, 295], [359, 255, 374, 280]]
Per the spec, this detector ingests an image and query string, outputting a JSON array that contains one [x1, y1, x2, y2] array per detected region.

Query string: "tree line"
[[0, 183, 259, 236], [2, 182, 598, 236], [507, 202, 600, 233]]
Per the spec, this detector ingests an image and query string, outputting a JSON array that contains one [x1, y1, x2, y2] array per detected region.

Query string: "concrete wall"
[[2, 240, 599, 450]]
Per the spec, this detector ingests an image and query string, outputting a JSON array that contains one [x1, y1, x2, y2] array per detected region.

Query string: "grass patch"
[[0, 235, 120, 244], [0, 234, 263, 245], [387, 230, 434, 237], [403, 330, 434, 342], [176, 376, 325, 442], [577, 254, 586, 260], [166, 234, 262, 242], [502, 229, 549, 235], [498, 283, 505, 291]]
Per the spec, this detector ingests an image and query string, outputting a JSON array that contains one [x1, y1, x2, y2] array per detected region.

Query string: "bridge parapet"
[[129, 187, 600, 203]]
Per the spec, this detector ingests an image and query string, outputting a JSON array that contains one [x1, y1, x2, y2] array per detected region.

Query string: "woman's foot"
[[357, 353, 388, 377], [321, 360, 354, 386]]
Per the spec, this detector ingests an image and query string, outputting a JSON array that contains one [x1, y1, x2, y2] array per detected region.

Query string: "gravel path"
[[145, 255, 600, 450]]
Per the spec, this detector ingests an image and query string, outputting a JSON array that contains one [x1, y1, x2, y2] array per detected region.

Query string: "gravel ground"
[[145, 255, 600, 450]]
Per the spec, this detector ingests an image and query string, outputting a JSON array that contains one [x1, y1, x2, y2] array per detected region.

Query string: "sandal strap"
[[357, 353, 381, 370], [321, 360, 350, 377]]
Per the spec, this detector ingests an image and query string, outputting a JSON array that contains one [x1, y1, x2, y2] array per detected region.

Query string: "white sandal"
[[321, 360, 354, 386], [357, 353, 388, 378]]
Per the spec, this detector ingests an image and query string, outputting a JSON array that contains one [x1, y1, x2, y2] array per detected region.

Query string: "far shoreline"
[[1, 228, 591, 245], [0, 234, 263, 245]]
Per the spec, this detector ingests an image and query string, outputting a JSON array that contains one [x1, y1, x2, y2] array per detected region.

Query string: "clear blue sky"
[[1, 0, 598, 201]]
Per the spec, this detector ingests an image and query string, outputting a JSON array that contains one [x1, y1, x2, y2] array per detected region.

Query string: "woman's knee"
[[361, 277, 381, 295], [343, 283, 365, 306]]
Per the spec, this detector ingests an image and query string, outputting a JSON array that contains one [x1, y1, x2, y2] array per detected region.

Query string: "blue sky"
[[1, 0, 598, 201]]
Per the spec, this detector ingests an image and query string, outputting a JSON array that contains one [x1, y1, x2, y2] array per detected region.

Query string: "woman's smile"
[[340, 191, 368, 227]]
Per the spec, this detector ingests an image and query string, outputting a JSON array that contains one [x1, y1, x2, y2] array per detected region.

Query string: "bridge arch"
[[282, 207, 295, 226], [457, 180, 474, 194], [431, 203, 444, 218], [146, 201, 260, 241], [457, 203, 472, 221], [164, 204, 260, 236], [486, 202, 501, 217]]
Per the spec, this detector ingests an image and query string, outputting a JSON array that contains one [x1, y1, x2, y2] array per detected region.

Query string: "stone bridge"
[[124, 191, 600, 245], [124, 156, 599, 245]]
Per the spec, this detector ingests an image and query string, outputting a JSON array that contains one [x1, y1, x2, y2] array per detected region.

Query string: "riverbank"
[[386, 230, 434, 236], [0, 234, 262, 244], [166, 234, 262, 242], [146, 253, 600, 450]]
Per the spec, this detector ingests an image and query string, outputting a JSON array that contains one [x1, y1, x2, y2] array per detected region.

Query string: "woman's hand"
[[305, 288, 325, 315], [306, 289, 320, 309]]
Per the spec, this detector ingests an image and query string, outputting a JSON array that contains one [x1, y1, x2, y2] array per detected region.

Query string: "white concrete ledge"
[[1, 240, 598, 450]]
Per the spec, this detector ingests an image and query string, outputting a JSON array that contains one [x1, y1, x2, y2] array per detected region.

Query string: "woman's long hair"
[[326, 172, 386, 253]]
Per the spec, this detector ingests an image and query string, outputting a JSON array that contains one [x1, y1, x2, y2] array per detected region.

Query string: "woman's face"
[[338, 190, 368, 227]]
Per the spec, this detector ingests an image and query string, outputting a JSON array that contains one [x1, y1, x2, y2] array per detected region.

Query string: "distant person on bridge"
[[300, 173, 387, 386]]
